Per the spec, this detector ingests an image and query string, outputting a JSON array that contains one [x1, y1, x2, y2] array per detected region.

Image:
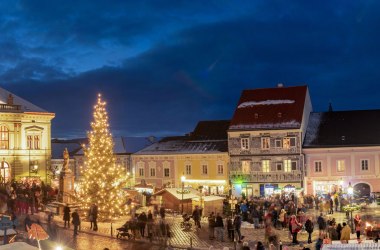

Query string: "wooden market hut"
[[192, 195, 224, 216], [153, 188, 200, 214]]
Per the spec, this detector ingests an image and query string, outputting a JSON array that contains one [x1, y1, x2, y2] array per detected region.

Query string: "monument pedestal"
[[59, 169, 75, 204]]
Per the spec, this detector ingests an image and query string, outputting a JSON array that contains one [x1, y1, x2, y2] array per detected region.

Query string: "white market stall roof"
[[192, 196, 225, 202], [0, 242, 39, 250], [154, 188, 200, 200]]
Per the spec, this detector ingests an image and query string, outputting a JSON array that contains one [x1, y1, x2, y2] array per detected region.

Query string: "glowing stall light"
[[183, 179, 226, 184]]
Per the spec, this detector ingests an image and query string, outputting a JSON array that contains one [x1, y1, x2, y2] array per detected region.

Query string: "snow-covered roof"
[[230, 120, 300, 130], [0, 86, 49, 113], [154, 188, 200, 200], [238, 100, 295, 108], [192, 196, 225, 202]]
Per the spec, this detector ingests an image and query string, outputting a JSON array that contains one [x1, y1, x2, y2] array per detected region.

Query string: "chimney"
[[7, 94, 13, 105], [277, 83, 284, 88]]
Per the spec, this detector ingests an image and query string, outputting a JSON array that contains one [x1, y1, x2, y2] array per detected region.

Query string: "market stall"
[[192, 195, 224, 215]]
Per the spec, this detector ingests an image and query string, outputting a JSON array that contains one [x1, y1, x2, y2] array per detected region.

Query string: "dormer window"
[[254, 113, 259, 119], [277, 112, 282, 118]]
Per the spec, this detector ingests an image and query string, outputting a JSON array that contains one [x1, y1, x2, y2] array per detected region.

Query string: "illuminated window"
[[164, 168, 170, 177], [361, 160, 368, 171], [283, 137, 296, 149], [217, 163, 224, 175], [261, 137, 270, 149], [150, 168, 156, 177], [337, 160, 345, 172], [0, 126, 9, 149], [185, 164, 191, 175], [241, 138, 249, 150], [284, 160, 291, 172], [315, 161, 322, 172], [241, 161, 250, 174], [262, 160, 270, 172], [202, 164, 208, 175]]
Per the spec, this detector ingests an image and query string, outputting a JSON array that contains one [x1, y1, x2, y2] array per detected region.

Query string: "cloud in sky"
[[1, 0, 380, 138]]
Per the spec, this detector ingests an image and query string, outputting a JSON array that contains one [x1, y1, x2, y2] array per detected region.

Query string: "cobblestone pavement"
[[22, 205, 377, 250]]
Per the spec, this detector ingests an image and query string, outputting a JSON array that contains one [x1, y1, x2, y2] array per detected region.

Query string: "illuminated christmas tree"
[[79, 94, 126, 221]]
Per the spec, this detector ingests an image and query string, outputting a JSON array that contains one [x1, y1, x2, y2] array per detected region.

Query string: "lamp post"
[[347, 182, 354, 233], [181, 175, 186, 214]]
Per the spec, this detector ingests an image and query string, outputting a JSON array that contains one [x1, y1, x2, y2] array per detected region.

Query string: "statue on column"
[[62, 148, 70, 172]]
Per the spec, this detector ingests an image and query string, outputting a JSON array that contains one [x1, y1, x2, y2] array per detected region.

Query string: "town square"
[[1, 1, 380, 250]]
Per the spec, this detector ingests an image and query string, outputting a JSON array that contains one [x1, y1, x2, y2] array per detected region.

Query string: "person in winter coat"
[[192, 206, 201, 228], [138, 212, 148, 237], [354, 214, 362, 240], [290, 215, 302, 244], [208, 212, 216, 240], [305, 216, 314, 244], [278, 209, 286, 229], [317, 213, 326, 233], [233, 214, 242, 243], [226, 216, 234, 241], [214, 213, 224, 242], [71, 209, 80, 237], [63, 204, 71, 228], [329, 198, 334, 214], [336, 223, 343, 240], [89, 203, 98, 231], [340, 222, 351, 241]]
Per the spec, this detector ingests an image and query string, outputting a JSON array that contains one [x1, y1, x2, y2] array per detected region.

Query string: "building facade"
[[0, 87, 54, 184], [132, 120, 230, 194], [229, 85, 312, 197], [303, 110, 380, 196]]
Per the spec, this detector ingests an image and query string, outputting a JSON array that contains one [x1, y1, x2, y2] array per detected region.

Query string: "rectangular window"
[[337, 160, 345, 172], [202, 164, 208, 175], [164, 168, 170, 177], [0, 126, 9, 150], [185, 164, 191, 175], [217, 164, 224, 175], [241, 161, 250, 174], [315, 161, 322, 172], [291, 161, 297, 171], [361, 160, 369, 171], [150, 168, 156, 177], [262, 160, 270, 172], [261, 137, 270, 150], [138, 168, 144, 177], [275, 139, 282, 148], [284, 159, 291, 172], [241, 138, 249, 150], [27, 135, 33, 149], [283, 137, 296, 149], [276, 162, 282, 171], [34, 135, 40, 149]]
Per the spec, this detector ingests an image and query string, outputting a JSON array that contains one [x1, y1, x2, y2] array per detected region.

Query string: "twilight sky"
[[1, 0, 380, 138]]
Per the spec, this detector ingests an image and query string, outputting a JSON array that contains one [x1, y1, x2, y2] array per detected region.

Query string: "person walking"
[[317, 213, 326, 233], [334, 196, 339, 212], [278, 209, 286, 230], [214, 213, 224, 242], [138, 211, 148, 238], [147, 210, 154, 238], [159, 205, 165, 219], [89, 203, 98, 231], [354, 214, 362, 240], [71, 209, 80, 237], [329, 198, 334, 214], [63, 204, 71, 228], [208, 212, 216, 240], [305, 216, 314, 244]]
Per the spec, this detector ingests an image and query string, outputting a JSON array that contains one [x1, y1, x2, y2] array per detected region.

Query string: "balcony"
[[0, 104, 22, 112], [230, 171, 303, 183]]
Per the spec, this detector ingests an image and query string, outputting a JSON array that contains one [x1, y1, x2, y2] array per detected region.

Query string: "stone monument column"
[[59, 148, 75, 204]]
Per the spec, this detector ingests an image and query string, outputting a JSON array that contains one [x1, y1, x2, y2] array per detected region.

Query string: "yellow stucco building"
[[0, 87, 54, 184]]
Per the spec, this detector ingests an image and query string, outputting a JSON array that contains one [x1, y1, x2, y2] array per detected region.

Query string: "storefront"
[[183, 179, 227, 195], [313, 180, 343, 196], [233, 182, 302, 197]]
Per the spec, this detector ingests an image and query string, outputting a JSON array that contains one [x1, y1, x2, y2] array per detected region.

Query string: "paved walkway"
[[27, 205, 377, 250]]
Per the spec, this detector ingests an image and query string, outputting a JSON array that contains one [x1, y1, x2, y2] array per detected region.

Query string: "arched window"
[[0, 126, 9, 149], [0, 161, 10, 183]]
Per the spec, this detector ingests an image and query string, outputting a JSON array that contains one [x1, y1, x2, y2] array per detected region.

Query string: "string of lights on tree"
[[77, 93, 126, 221]]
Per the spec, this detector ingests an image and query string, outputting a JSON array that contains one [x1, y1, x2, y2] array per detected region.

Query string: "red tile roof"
[[229, 85, 308, 130]]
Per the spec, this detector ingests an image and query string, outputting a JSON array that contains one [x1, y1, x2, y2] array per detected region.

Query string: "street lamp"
[[181, 175, 186, 214], [347, 182, 354, 233]]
